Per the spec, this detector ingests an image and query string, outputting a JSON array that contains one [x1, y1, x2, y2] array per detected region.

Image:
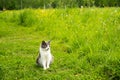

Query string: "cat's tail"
[[36, 53, 41, 65]]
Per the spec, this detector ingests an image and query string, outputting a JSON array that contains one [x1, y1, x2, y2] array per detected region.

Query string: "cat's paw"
[[44, 68, 47, 70], [43, 67, 47, 70], [46, 66, 50, 69]]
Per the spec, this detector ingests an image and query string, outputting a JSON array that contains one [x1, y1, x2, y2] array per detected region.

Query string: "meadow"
[[0, 8, 120, 80]]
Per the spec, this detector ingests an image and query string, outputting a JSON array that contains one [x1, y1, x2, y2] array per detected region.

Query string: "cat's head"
[[41, 40, 51, 50]]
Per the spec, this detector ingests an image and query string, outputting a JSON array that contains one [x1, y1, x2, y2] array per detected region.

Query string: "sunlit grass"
[[0, 8, 120, 80]]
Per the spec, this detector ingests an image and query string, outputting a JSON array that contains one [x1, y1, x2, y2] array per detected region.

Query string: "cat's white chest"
[[40, 48, 52, 61], [41, 50, 51, 58], [40, 47, 51, 55]]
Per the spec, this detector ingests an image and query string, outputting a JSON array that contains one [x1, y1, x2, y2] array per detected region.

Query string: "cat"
[[36, 40, 54, 70]]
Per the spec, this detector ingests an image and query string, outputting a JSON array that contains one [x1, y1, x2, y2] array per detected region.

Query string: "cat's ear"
[[47, 40, 51, 45], [42, 40, 46, 44]]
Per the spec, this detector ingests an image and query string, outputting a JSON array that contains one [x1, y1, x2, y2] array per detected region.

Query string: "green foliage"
[[18, 9, 38, 26], [0, 8, 120, 79], [0, 65, 5, 80], [0, 0, 120, 10]]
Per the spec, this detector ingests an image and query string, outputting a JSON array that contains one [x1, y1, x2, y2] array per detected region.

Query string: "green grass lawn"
[[0, 8, 120, 80]]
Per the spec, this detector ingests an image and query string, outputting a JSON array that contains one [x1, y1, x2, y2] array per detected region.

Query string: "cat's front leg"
[[46, 62, 50, 69], [46, 59, 51, 69], [42, 61, 47, 70]]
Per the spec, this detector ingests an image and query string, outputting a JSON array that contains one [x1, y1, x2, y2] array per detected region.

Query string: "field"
[[0, 8, 120, 80]]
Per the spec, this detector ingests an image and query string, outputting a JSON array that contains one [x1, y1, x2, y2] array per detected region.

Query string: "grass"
[[0, 7, 120, 80]]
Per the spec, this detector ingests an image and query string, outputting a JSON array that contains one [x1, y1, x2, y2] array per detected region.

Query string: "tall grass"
[[0, 8, 120, 80]]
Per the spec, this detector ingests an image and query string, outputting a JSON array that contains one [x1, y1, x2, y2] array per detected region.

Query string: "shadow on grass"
[[33, 63, 56, 73], [0, 65, 5, 80]]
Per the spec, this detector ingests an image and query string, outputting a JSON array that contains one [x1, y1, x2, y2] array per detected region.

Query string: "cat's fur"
[[36, 40, 53, 70]]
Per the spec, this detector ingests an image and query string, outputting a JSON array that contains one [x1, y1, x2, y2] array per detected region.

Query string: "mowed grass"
[[0, 8, 120, 80]]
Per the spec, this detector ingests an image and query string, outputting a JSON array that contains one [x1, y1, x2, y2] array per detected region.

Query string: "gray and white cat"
[[36, 40, 54, 70]]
